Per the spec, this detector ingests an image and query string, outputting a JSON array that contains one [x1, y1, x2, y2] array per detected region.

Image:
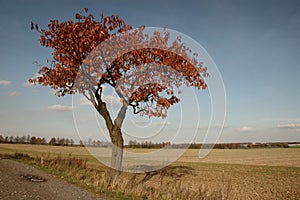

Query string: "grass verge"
[[0, 152, 232, 200]]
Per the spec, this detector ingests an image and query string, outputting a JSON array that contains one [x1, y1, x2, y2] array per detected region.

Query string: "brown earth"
[[0, 158, 106, 200]]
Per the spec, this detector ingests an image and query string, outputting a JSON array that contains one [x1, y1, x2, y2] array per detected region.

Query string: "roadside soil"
[[0, 158, 106, 200]]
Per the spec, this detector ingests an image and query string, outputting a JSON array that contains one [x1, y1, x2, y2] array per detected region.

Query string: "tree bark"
[[96, 102, 128, 184], [110, 125, 124, 171], [110, 103, 127, 171]]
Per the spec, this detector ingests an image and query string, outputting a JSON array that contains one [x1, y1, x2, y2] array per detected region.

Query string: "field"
[[1, 144, 300, 199]]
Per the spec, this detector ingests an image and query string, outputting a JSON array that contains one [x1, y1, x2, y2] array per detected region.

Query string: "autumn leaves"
[[30, 9, 208, 119]]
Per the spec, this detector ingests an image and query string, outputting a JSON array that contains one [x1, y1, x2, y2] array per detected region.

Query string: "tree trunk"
[[95, 102, 127, 185], [108, 123, 124, 185], [110, 125, 124, 171]]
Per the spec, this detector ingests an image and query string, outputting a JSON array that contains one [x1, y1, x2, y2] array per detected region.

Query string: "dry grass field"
[[180, 148, 300, 167], [0, 144, 299, 199]]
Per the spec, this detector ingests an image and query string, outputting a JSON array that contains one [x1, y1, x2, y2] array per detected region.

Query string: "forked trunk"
[[95, 102, 127, 185]]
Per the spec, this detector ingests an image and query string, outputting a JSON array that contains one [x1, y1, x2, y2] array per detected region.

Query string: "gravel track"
[[0, 159, 106, 200]]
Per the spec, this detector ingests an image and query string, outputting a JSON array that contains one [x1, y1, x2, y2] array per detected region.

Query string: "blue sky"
[[0, 0, 300, 143]]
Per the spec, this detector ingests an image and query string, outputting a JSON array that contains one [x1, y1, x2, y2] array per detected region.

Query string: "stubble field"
[[0, 144, 299, 199]]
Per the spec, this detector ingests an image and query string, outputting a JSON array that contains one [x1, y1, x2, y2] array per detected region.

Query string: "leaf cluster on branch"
[[30, 8, 208, 119]]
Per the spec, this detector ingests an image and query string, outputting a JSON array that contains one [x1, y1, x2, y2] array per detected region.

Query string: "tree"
[[70, 139, 74, 146], [4, 136, 9, 143], [21, 136, 26, 144], [79, 140, 84, 147], [30, 136, 37, 144], [56, 137, 60, 145], [30, 9, 208, 172], [65, 138, 70, 146], [41, 137, 47, 145], [26, 135, 31, 144], [36, 137, 42, 145], [49, 137, 56, 145], [9, 136, 14, 143], [88, 138, 93, 146], [58, 138, 65, 146], [14, 136, 21, 144]]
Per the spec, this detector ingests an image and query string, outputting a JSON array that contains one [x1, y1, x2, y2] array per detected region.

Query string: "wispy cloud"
[[79, 95, 120, 107], [23, 81, 35, 87], [198, 124, 230, 130], [134, 121, 149, 126], [154, 121, 172, 126], [103, 95, 121, 107], [48, 104, 72, 112], [49, 90, 58, 95], [276, 123, 300, 133], [236, 126, 254, 132], [0, 80, 11, 86], [262, 118, 300, 122], [8, 91, 20, 97], [80, 97, 92, 106], [133, 121, 172, 127], [277, 123, 300, 129]]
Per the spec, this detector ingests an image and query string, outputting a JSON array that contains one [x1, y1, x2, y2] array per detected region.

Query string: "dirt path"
[[0, 159, 106, 200]]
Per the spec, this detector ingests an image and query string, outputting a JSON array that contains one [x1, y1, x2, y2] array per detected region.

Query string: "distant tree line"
[[0, 135, 47, 145], [185, 142, 290, 149], [126, 140, 292, 149], [0, 134, 295, 149], [126, 140, 171, 148], [0, 134, 111, 147]]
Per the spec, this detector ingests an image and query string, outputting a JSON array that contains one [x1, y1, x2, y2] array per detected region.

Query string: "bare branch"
[[130, 104, 146, 115], [88, 89, 97, 106], [114, 103, 128, 128], [99, 46, 116, 86]]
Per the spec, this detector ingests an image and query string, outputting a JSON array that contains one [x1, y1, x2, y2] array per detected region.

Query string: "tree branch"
[[98, 46, 116, 86], [87, 89, 97, 106], [97, 102, 114, 133], [130, 104, 146, 115], [114, 103, 128, 128], [95, 84, 105, 105], [100, 77, 115, 88]]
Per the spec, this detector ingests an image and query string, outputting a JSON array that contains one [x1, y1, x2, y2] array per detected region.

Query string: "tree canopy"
[[30, 8, 208, 119]]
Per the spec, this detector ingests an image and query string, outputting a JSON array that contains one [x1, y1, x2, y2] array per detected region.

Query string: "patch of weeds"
[[0, 152, 33, 161]]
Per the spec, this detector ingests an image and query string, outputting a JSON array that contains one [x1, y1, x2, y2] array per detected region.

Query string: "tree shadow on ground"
[[140, 165, 195, 183]]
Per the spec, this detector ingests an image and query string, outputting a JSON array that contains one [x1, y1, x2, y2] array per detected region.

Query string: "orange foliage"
[[30, 9, 208, 118]]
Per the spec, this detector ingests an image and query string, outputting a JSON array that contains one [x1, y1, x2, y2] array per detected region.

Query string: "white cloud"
[[49, 90, 59, 95], [198, 124, 230, 130], [262, 118, 300, 122], [135, 121, 149, 126], [0, 80, 11, 86], [154, 121, 172, 126], [79, 95, 120, 107], [30, 72, 41, 79], [8, 92, 20, 97], [277, 123, 300, 128], [23, 81, 35, 87], [103, 95, 121, 107], [236, 126, 254, 132], [48, 104, 72, 112], [79, 94, 121, 107], [80, 97, 92, 106]]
